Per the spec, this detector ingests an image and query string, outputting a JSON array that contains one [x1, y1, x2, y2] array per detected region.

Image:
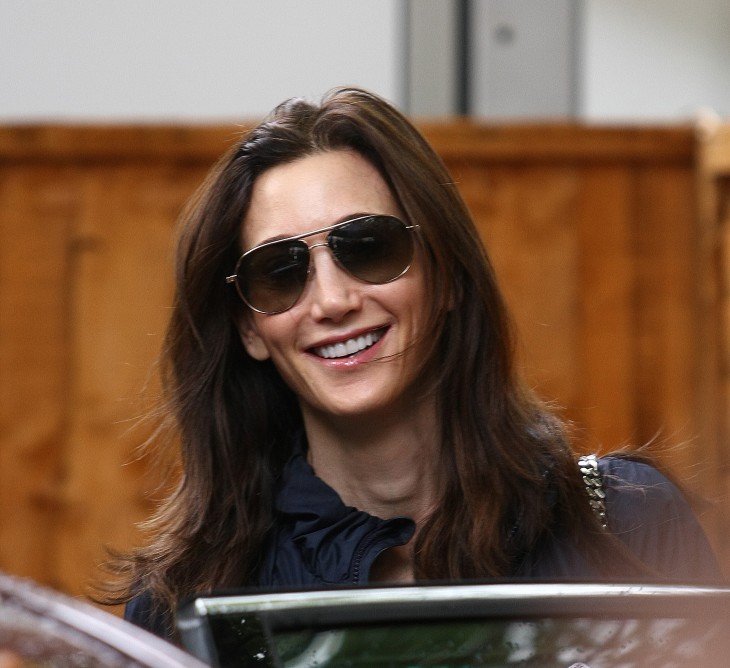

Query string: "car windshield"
[[178, 583, 730, 668], [262, 616, 722, 667]]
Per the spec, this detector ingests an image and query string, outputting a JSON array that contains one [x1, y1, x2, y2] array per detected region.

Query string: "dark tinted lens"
[[238, 241, 309, 313], [329, 216, 413, 283]]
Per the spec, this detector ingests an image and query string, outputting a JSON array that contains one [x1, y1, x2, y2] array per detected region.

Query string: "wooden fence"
[[1, 121, 728, 602]]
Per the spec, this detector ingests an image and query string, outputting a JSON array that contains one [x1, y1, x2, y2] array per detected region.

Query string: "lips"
[[311, 327, 386, 359]]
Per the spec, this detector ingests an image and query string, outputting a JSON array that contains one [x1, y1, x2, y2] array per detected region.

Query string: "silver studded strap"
[[578, 454, 608, 529]]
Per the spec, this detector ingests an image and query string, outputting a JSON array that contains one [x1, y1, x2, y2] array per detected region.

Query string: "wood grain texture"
[[0, 166, 75, 588], [697, 123, 730, 563], [1, 122, 727, 596]]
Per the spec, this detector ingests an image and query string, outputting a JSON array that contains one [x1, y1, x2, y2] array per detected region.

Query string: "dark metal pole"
[[456, 0, 471, 116]]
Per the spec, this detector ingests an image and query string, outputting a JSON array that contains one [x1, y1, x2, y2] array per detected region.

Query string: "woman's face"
[[238, 149, 431, 424]]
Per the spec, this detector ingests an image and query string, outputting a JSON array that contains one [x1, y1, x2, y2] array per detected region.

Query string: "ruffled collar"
[[273, 446, 416, 584]]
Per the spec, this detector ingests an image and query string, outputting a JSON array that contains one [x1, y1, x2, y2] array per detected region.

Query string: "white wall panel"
[[0, 0, 404, 121], [582, 0, 730, 120]]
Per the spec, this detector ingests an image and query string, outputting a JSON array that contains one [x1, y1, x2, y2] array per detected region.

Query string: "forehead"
[[242, 150, 401, 249]]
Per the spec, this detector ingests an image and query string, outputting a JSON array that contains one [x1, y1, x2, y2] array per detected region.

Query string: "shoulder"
[[598, 456, 694, 534], [598, 457, 680, 523], [597, 456, 722, 581]]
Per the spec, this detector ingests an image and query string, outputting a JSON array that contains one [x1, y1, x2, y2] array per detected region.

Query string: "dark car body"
[[0, 572, 205, 667], [178, 582, 730, 667]]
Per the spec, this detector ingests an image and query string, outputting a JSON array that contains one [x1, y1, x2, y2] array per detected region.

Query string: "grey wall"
[[469, 0, 578, 119]]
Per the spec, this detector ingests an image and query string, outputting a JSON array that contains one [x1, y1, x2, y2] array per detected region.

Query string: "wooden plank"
[[633, 166, 704, 478], [0, 166, 75, 587], [573, 167, 637, 452], [443, 161, 580, 410], [56, 164, 204, 596], [719, 192, 730, 562], [694, 122, 730, 563], [448, 159, 640, 453], [701, 125, 730, 173], [422, 123, 695, 164], [477, 165, 582, 412], [0, 124, 695, 165], [0, 125, 239, 164]]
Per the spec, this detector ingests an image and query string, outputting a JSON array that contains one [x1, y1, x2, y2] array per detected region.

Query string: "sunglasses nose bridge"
[[307, 239, 330, 252], [305, 236, 346, 283], [305, 238, 338, 270]]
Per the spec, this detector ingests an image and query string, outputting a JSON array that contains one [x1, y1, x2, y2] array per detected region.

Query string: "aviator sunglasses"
[[226, 214, 419, 314]]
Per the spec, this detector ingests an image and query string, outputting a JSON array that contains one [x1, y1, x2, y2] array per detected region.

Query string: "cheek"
[[398, 274, 433, 355], [400, 268, 430, 319]]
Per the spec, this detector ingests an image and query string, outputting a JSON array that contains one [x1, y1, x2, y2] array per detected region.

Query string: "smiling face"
[[238, 149, 431, 426]]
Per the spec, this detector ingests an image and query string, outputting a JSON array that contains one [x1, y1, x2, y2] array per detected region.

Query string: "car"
[[177, 581, 730, 667], [0, 571, 205, 667]]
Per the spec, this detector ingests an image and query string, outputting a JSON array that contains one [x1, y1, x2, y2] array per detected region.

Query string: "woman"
[[106, 87, 720, 639]]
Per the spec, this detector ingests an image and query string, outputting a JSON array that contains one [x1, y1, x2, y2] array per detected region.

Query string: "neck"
[[302, 401, 441, 526]]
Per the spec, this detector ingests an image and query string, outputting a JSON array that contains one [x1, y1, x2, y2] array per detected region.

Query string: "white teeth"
[[315, 329, 384, 359]]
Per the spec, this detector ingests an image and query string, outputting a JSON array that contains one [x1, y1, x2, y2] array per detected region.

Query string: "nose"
[[305, 245, 362, 321]]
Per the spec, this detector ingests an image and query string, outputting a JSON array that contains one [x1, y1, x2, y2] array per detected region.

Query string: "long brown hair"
[[101, 87, 638, 621]]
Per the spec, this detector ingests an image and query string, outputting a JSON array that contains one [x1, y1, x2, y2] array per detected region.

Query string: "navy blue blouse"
[[125, 453, 722, 639]]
